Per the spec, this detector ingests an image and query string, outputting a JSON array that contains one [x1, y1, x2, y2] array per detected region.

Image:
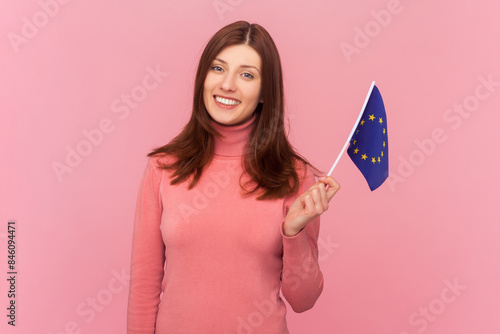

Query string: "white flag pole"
[[327, 81, 376, 177]]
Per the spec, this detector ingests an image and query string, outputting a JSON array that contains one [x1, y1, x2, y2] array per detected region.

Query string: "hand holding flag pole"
[[284, 81, 387, 236], [326, 81, 389, 191]]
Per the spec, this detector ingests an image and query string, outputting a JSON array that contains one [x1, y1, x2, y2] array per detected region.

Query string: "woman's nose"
[[221, 73, 236, 91]]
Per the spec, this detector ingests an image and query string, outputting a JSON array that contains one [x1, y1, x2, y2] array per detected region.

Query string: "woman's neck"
[[210, 113, 257, 157]]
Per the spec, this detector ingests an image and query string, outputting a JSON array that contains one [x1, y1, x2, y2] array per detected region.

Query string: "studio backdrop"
[[1, 0, 499, 333]]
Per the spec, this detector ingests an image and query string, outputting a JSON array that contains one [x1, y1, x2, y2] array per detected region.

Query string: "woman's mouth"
[[214, 95, 241, 108]]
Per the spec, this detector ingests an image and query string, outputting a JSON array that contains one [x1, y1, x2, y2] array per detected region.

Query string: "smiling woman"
[[127, 20, 341, 334], [203, 44, 263, 126]]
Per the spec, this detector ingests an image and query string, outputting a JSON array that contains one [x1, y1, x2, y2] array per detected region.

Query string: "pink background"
[[1, 0, 499, 333]]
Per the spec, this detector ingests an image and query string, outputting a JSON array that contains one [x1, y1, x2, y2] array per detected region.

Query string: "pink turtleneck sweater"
[[127, 114, 324, 334]]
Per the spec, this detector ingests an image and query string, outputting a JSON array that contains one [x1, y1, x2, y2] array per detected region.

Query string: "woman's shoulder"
[[147, 153, 177, 171], [292, 157, 314, 179]]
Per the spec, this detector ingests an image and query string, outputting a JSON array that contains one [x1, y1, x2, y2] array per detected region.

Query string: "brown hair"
[[148, 20, 321, 200]]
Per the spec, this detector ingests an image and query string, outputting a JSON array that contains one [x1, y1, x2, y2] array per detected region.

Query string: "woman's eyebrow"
[[214, 58, 261, 74]]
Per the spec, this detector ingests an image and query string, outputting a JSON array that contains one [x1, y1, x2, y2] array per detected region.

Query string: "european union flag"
[[347, 84, 388, 191]]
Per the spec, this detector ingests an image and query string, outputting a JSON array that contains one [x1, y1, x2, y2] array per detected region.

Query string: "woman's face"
[[203, 44, 263, 126]]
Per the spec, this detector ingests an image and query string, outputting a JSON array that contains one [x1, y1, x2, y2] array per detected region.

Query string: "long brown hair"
[[148, 21, 321, 200]]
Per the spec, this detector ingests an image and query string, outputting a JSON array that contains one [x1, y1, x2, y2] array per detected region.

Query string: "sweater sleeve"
[[280, 163, 324, 313], [127, 157, 165, 333]]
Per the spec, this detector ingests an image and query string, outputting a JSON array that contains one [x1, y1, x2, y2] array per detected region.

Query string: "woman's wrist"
[[283, 218, 303, 237]]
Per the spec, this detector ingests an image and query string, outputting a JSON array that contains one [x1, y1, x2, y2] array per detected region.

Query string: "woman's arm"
[[127, 157, 165, 333], [280, 214, 324, 313], [280, 163, 340, 312]]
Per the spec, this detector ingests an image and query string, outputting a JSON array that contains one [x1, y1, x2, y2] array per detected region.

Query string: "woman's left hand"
[[283, 176, 341, 237]]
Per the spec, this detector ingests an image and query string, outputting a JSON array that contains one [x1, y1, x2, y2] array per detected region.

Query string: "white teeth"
[[215, 96, 240, 106]]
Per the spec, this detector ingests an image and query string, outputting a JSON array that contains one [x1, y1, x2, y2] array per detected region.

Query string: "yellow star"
[[378, 157, 381, 163], [356, 129, 360, 134], [361, 154, 367, 160], [371, 157, 376, 164], [354, 148, 359, 154], [360, 119, 365, 126], [383, 141, 386, 147], [353, 139, 357, 145], [383, 128, 386, 134], [381, 151, 384, 157], [369, 114, 375, 121], [379, 118, 383, 124]]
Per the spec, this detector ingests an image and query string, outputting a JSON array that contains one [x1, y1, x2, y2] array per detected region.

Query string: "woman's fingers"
[[319, 176, 341, 201], [310, 187, 324, 213], [303, 194, 316, 215], [299, 176, 341, 219], [300, 191, 319, 216], [302, 181, 329, 214], [319, 182, 329, 209]]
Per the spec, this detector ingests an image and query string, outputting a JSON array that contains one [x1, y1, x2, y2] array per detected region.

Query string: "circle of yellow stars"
[[351, 114, 387, 165]]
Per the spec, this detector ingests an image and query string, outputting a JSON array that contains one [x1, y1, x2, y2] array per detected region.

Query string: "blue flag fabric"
[[347, 85, 388, 191]]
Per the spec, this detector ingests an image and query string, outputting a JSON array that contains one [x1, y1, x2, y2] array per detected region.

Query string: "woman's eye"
[[211, 65, 223, 72], [242, 72, 254, 79]]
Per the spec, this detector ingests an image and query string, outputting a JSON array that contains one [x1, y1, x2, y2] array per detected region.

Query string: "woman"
[[127, 20, 340, 334]]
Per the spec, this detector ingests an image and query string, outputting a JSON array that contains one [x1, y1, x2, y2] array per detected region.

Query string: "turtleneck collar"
[[209, 113, 257, 157]]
